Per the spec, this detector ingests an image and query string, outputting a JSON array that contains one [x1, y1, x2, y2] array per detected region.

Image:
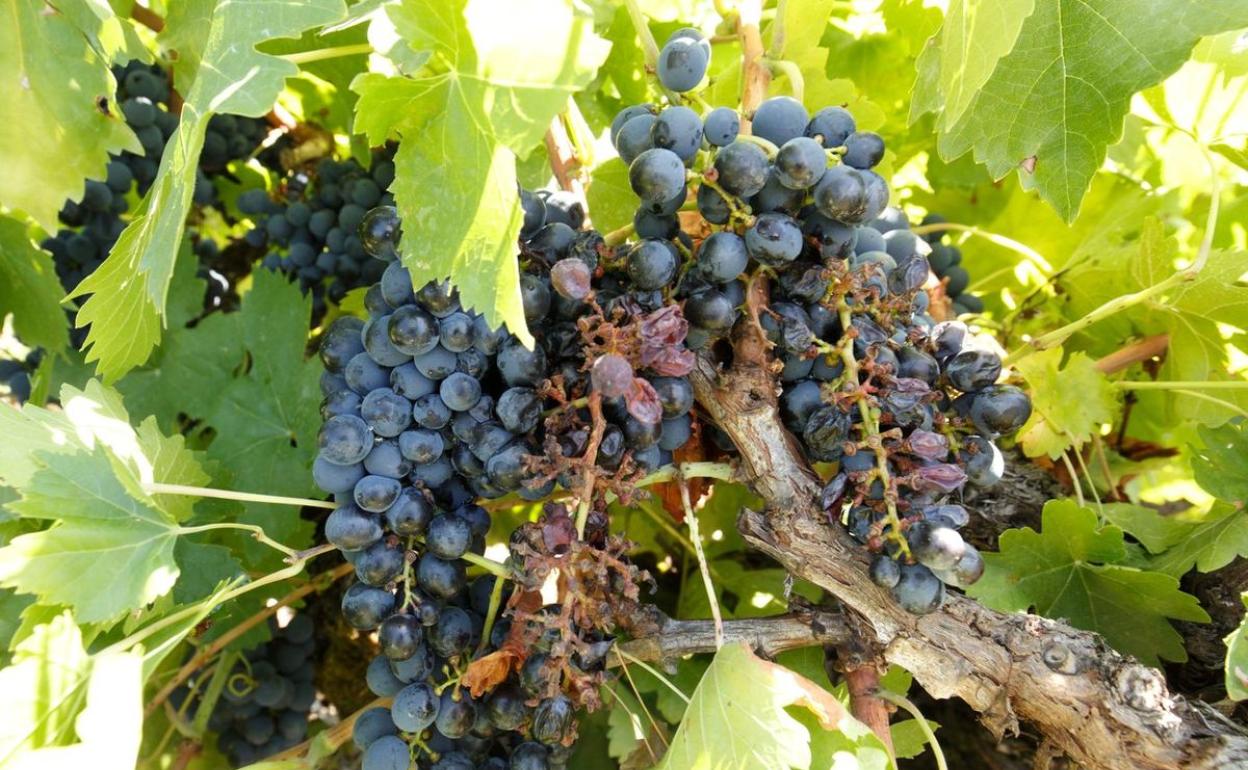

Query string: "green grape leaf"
[[118, 271, 322, 568], [1213, 143, 1248, 172], [172, 540, 244, 605], [1226, 594, 1248, 700], [1016, 348, 1119, 459], [1108, 502, 1248, 578], [586, 160, 636, 237], [655, 643, 888, 770], [0, 612, 90, 761], [0, 215, 68, 353], [0, 0, 139, 231], [7, 649, 144, 770], [0, 380, 213, 622], [969, 499, 1209, 664], [1062, 220, 1248, 424], [936, 0, 1036, 129], [1192, 420, 1248, 506], [69, 0, 345, 382], [929, 0, 1248, 220], [352, 0, 609, 347], [0, 450, 183, 624], [55, 0, 152, 65]]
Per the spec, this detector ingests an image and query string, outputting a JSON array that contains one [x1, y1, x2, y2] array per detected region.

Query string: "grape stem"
[[737, 0, 770, 124], [604, 222, 636, 247], [737, 132, 780, 158], [143, 562, 355, 717], [268, 695, 395, 762], [698, 172, 752, 221], [635, 460, 740, 486], [876, 690, 947, 770], [678, 469, 724, 649], [837, 303, 910, 559], [175, 522, 300, 559], [474, 572, 508, 658], [574, 393, 607, 539], [762, 58, 804, 103]]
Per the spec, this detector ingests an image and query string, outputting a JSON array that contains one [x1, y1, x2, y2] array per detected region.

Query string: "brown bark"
[[688, 348, 1248, 770], [612, 609, 849, 665]]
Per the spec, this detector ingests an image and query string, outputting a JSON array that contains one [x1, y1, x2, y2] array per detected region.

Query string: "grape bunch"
[[608, 30, 1030, 615], [241, 150, 396, 319], [912, 213, 983, 315], [172, 614, 322, 767], [41, 60, 270, 292], [313, 189, 689, 768]]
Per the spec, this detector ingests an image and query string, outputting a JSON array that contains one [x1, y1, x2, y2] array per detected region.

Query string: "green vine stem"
[[635, 460, 739, 487], [461, 550, 512, 579], [838, 303, 909, 558], [908, 222, 1052, 273], [678, 470, 724, 649], [622, 0, 682, 104], [281, 43, 374, 65], [876, 690, 946, 770], [175, 522, 299, 559], [144, 481, 338, 511], [474, 572, 507, 657], [736, 132, 780, 158], [763, 58, 804, 103], [1001, 140, 1222, 368]]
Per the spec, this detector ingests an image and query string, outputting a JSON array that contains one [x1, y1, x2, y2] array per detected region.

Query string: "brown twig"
[[543, 116, 583, 197], [737, 0, 770, 129], [828, 615, 895, 755], [1094, 334, 1169, 374], [144, 562, 354, 717], [574, 392, 607, 538], [131, 5, 165, 32]]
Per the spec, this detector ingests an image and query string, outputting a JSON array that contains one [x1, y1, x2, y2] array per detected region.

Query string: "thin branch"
[[678, 470, 723, 649], [738, 0, 770, 127], [281, 43, 374, 65], [1094, 335, 1169, 374], [909, 222, 1052, 273], [611, 609, 849, 664], [144, 563, 354, 717], [877, 690, 946, 770]]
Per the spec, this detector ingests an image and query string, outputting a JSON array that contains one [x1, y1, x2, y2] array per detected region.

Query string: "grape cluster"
[[41, 60, 270, 291], [242, 151, 396, 318], [609, 31, 1030, 615], [0, 350, 39, 404], [173, 615, 322, 767], [314, 189, 688, 768], [913, 213, 983, 315]]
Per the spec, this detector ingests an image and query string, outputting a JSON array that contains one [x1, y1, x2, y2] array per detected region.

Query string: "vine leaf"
[[119, 270, 322, 569], [1226, 594, 1248, 700], [0, 381, 210, 623], [969, 499, 1210, 665], [1062, 219, 1248, 424], [0, 0, 139, 232], [0, 215, 68, 353], [5, 648, 144, 770], [0, 612, 90, 760], [935, 0, 1036, 130], [352, 0, 610, 347], [654, 642, 888, 770], [918, 0, 1248, 220], [69, 0, 346, 382], [1105, 502, 1248, 578], [1192, 420, 1248, 507], [1015, 348, 1118, 459]]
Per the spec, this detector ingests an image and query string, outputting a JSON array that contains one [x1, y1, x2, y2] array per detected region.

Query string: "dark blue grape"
[[391, 683, 439, 732], [805, 106, 856, 146], [626, 239, 678, 290], [713, 141, 768, 197], [657, 37, 709, 92], [651, 106, 704, 161], [752, 96, 809, 147], [318, 414, 372, 465], [629, 148, 686, 205], [341, 582, 396, 630], [842, 131, 885, 169], [704, 107, 740, 146], [326, 504, 383, 551]]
